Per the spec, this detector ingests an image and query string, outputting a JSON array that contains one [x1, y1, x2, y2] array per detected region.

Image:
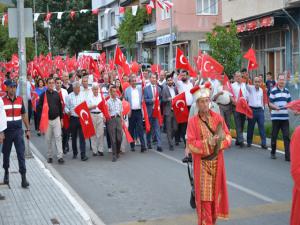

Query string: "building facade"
[[222, 0, 300, 79], [92, 0, 222, 71]]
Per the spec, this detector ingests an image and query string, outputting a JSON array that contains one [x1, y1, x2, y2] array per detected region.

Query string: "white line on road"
[[30, 142, 106, 225], [152, 150, 276, 203]]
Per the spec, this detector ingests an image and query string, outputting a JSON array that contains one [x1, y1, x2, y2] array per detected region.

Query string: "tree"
[[206, 20, 241, 77], [117, 7, 148, 59]]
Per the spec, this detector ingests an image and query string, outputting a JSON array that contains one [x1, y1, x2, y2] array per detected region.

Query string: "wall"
[[222, 0, 285, 23], [156, 0, 222, 33]]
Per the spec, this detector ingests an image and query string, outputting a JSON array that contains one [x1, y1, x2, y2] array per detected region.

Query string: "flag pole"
[[168, 7, 173, 72]]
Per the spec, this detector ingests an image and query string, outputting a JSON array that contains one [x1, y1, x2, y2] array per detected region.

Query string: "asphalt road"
[[30, 131, 293, 225]]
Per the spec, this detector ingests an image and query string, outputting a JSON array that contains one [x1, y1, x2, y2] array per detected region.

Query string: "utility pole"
[[17, 0, 32, 157], [33, 0, 37, 56], [168, 8, 173, 72], [47, 4, 51, 53]]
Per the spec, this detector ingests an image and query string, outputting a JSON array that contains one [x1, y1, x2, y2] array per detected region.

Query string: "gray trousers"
[[107, 117, 123, 157], [165, 111, 178, 148], [218, 103, 232, 130], [46, 117, 63, 159], [233, 108, 246, 143]]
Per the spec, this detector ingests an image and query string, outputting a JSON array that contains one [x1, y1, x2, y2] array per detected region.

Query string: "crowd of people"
[[1, 63, 299, 225]]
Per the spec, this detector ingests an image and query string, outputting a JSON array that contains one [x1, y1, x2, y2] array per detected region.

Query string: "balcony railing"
[[143, 23, 156, 34]]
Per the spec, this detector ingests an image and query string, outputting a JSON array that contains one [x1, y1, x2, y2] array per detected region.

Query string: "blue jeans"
[[247, 108, 266, 146]]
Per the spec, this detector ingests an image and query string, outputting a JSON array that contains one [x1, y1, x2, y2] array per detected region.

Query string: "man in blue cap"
[[2, 79, 30, 188]]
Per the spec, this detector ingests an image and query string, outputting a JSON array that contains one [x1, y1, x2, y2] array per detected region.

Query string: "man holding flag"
[[38, 77, 64, 164]]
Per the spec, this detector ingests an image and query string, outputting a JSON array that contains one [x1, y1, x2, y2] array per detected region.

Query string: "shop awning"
[[237, 16, 274, 33]]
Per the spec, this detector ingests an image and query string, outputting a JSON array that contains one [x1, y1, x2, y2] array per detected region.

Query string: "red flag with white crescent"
[[201, 54, 224, 79], [175, 47, 197, 77], [74, 101, 96, 139], [172, 92, 189, 123]]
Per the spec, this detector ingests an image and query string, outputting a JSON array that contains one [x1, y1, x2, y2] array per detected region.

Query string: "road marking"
[[152, 150, 276, 203], [29, 142, 106, 225], [116, 201, 291, 225]]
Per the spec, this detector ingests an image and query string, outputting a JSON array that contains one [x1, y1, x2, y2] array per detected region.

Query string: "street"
[[30, 132, 292, 225]]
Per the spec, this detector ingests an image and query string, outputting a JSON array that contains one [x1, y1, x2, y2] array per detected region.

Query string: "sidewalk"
[[0, 148, 94, 225]]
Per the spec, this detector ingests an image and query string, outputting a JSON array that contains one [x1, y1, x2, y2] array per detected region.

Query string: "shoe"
[[157, 147, 163, 152], [148, 145, 152, 150], [235, 141, 240, 146], [93, 153, 98, 156], [285, 157, 290, 162], [58, 158, 64, 164], [131, 148, 135, 152], [0, 194, 5, 200], [21, 174, 29, 188], [247, 143, 251, 148], [98, 152, 104, 156], [81, 156, 88, 161], [169, 146, 174, 151], [261, 145, 268, 150], [116, 154, 120, 159], [271, 154, 277, 159], [141, 148, 145, 153], [73, 154, 77, 159], [3, 171, 9, 185], [47, 158, 53, 163], [112, 157, 117, 162]]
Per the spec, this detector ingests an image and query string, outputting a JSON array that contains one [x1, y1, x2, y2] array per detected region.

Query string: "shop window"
[[199, 41, 210, 54], [196, 0, 218, 15], [267, 32, 281, 48]]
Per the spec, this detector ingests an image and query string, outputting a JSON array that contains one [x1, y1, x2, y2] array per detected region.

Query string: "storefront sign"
[[237, 16, 274, 33], [156, 33, 176, 46]]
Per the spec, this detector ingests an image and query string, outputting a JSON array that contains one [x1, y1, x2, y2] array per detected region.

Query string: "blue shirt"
[[269, 86, 291, 120], [35, 87, 47, 105]]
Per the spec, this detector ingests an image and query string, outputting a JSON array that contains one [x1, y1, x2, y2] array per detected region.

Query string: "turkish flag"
[[39, 93, 49, 134], [201, 54, 224, 79], [58, 91, 70, 129], [74, 102, 96, 139], [92, 8, 99, 15], [131, 61, 140, 74], [146, 4, 152, 15], [175, 47, 197, 77], [193, 50, 203, 71], [151, 64, 161, 74], [31, 91, 39, 112], [152, 87, 163, 126], [236, 90, 253, 118], [45, 13, 52, 22], [98, 91, 111, 121], [114, 45, 126, 66], [122, 100, 130, 116], [122, 121, 134, 143], [286, 99, 300, 112], [172, 92, 189, 123], [243, 48, 258, 70], [142, 101, 151, 133]]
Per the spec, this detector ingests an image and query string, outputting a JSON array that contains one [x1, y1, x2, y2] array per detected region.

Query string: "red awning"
[[237, 16, 274, 33]]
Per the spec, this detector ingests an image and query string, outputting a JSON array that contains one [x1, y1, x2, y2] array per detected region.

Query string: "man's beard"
[[181, 78, 187, 82]]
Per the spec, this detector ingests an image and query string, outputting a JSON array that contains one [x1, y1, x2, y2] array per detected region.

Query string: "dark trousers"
[[107, 117, 122, 157], [70, 116, 86, 158], [2, 129, 26, 174], [233, 109, 246, 143], [218, 103, 232, 130], [105, 123, 111, 149], [247, 108, 266, 146], [271, 120, 290, 158], [165, 112, 178, 148], [62, 127, 70, 151], [128, 109, 146, 149], [28, 100, 32, 123], [147, 116, 162, 148], [33, 110, 40, 131], [177, 122, 187, 146]]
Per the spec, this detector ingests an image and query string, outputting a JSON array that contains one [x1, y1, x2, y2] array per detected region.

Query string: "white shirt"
[[131, 88, 141, 110], [174, 74, 193, 106], [168, 86, 176, 99], [212, 80, 232, 105], [0, 98, 7, 132], [88, 94, 103, 113], [56, 88, 68, 103], [81, 87, 92, 101], [65, 92, 85, 117], [247, 85, 263, 108], [231, 82, 248, 101], [158, 79, 166, 86]]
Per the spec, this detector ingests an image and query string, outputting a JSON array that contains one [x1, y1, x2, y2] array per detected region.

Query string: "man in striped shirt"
[[269, 74, 291, 161]]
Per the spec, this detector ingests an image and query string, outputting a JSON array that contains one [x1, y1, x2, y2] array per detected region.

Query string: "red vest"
[[2, 96, 23, 122]]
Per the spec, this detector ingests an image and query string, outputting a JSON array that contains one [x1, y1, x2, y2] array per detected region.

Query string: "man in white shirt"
[[231, 71, 248, 148], [81, 76, 92, 101], [174, 70, 193, 146], [158, 70, 166, 87], [246, 76, 267, 149], [88, 82, 105, 156], [212, 78, 234, 130], [0, 97, 7, 200]]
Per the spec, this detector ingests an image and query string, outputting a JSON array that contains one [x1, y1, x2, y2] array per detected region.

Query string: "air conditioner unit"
[[136, 31, 143, 42]]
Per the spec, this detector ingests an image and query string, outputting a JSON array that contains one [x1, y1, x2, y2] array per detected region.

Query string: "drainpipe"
[[282, 8, 300, 75]]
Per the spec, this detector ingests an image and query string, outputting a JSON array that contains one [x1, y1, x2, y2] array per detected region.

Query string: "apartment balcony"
[[92, 0, 116, 9], [143, 23, 156, 34]]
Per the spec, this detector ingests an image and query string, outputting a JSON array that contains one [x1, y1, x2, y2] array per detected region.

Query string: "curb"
[[29, 142, 106, 225]]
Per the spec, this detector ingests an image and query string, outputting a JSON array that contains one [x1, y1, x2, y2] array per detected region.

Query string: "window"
[[196, 0, 218, 15], [100, 15, 104, 29], [111, 12, 115, 27], [161, 8, 171, 20], [199, 41, 210, 53]]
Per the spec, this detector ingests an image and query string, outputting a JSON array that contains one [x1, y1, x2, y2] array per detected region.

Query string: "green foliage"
[[117, 7, 148, 58], [206, 20, 242, 78]]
